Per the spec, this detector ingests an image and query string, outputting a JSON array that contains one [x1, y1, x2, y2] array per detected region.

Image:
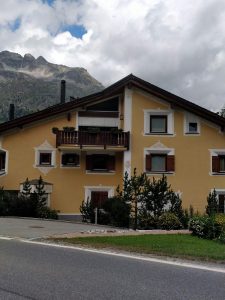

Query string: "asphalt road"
[[0, 239, 225, 299]]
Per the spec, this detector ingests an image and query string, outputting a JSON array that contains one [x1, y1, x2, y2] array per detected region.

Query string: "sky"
[[0, 0, 225, 111]]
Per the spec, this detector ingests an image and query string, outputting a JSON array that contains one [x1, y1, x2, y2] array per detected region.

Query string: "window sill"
[[144, 133, 174, 136], [37, 165, 54, 168], [61, 165, 80, 169], [211, 172, 225, 176], [146, 171, 174, 175], [86, 170, 115, 175], [185, 132, 200, 135]]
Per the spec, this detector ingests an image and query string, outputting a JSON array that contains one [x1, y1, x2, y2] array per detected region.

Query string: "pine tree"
[[33, 176, 47, 210], [206, 189, 218, 216], [21, 178, 31, 198]]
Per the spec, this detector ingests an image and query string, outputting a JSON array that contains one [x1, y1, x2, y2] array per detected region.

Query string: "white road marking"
[[14, 238, 225, 274], [0, 236, 13, 240]]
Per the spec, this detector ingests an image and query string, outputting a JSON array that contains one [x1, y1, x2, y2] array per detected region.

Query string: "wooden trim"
[[145, 154, 151, 171], [167, 155, 175, 172], [212, 156, 219, 173]]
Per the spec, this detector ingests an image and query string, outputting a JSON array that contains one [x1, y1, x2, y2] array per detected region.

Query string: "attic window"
[[87, 98, 119, 111]]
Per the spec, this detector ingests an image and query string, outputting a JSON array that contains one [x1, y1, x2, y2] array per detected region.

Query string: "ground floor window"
[[218, 194, 225, 213], [86, 154, 115, 172], [61, 153, 80, 167], [0, 151, 6, 172]]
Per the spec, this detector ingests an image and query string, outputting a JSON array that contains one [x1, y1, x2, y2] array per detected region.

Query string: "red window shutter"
[[145, 154, 151, 171], [167, 155, 175, 172], [86, 155, 92, 170], [107, 155, 115, 171], [212, 156, 219, 173]]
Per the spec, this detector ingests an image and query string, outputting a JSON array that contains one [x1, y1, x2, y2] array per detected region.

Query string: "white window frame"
[[209, 149, 225, 176], [84, 186, 115, 202], [144, 142, 175, 174], [34, 140, 56, 175], [144, 109, 174, 135], [0, 148, 8, 176], [184, 113, 200, 135], [211, 189, 225, 213]]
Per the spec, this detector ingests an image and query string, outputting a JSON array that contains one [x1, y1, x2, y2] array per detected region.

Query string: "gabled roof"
[[0, 74, 224, 133]]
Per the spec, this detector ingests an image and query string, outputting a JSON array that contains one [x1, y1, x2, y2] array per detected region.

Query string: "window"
[[86, 154, 115, 172], [144, 110, 174, 135], [0, 151, 6, 173], [61, 153, 80, 167], [150, 116, 167, 133], [146, 154, 175, 173], [188, 122, 198, 133], [151, 155, 166, 172], [184, 113, 200, 134], [39, 153, 51, 165], [212, 155, 225, 173], [218, 195, 225, 213]]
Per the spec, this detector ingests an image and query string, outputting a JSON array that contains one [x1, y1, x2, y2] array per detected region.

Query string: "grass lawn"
[[53, 234, 225, 262]]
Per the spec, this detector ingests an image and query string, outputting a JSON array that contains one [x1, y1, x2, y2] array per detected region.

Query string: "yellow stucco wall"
[[1, 88, 225, 215], [0, 112, 123, 214], [131, 89, 225, 212]]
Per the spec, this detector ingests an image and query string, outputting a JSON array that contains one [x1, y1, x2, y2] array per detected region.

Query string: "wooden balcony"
[[56, 130, 130, 150]]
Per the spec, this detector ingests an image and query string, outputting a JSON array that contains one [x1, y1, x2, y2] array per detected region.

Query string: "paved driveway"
[[0, 217, 117, 239]]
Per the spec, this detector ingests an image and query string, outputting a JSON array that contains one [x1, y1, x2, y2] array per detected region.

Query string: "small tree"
[[206, 189, 218, 216], [21, 178, 31, 198], [33, 176, 47, 210]]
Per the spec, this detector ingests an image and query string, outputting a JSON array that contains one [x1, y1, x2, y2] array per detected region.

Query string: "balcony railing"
[[56, 130, 130, 150]]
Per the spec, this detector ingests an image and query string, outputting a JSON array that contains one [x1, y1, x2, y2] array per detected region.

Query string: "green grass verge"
[[53, 234, 225, 262]]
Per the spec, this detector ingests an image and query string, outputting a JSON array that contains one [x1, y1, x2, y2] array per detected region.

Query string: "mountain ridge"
[[0, 50, 103, 122]]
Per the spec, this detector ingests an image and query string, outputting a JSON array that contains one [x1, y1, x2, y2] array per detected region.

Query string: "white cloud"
[[0, 0, 225, 111]]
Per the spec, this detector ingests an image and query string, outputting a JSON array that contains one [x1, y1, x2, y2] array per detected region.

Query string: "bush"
[[80, 198, 95, 223], [102, 196, 130, 228], [158, 212, 182, 230], [137, 210, 157, 230], [215, 214, 225, 230], [189, 216, 222, 239], [37, 206, 58, 219]]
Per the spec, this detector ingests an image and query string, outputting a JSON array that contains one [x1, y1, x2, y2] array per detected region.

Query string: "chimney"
[[9, 103, 15, 121], [60, 80, 66, 104]]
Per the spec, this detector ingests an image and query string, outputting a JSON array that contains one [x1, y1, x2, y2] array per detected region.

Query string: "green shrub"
[[215, 214, 225, 230], [137, 210, 157, 229], [158, 212, 182, 230], [189, 216, 222, 239], [218, 230, 225, 244], [102, 196, 130, 228], [37, 206, 58, 219], [80, 198, 95, 223]]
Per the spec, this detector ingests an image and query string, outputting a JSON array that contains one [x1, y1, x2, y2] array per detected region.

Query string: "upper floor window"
[[145, 153, 175, 173], [212, 155, 225, 173], [86, 154, 115, 173], [184, 113, 200, 135], [150, 116, 167, 133], [61, 153, 80, 167], [39, 152, 53, 166], [144, 110, 174, 135]]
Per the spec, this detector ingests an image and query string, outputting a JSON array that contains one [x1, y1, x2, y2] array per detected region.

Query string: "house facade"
[[0, 74, 225, 219]]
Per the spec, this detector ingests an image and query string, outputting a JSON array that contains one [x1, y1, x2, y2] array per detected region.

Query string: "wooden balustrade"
[[56, 130, 130, 149]]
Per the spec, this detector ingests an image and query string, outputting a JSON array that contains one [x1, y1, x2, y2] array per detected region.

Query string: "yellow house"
[[0, 74, 225, 220]]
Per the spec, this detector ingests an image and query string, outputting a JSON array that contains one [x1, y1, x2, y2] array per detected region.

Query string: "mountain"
[[0, 51, 104, 122]]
